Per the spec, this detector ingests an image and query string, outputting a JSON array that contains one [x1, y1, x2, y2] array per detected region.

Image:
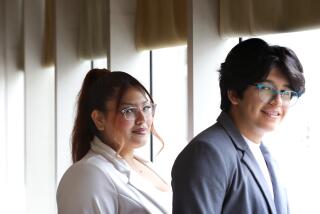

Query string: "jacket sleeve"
[[171, 139, 230, 214], [57, 162, 118, 214]]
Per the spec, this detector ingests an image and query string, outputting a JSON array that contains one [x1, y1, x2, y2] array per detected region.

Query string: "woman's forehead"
[[105, 87, 150, 109], [120, 87, 149, 103]]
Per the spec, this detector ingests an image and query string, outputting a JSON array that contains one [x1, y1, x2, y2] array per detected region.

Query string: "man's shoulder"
[[192, 122, 229, 145]]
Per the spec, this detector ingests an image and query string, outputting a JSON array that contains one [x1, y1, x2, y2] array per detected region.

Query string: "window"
[[150, 46, 188, 180], [91, 58, 108, 69], [251, 30, 320, 214]]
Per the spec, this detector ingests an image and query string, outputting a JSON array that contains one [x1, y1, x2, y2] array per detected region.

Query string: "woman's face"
[[102, 87, 154, 154]]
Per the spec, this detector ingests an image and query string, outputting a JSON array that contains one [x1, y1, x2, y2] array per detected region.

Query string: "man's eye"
[[282, 91, 291, 95], [260, 86, 273, 92], [282, 90, 295, 98]]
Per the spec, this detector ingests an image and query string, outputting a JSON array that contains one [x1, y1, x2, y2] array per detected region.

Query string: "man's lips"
[[261, 109, 281, 117]]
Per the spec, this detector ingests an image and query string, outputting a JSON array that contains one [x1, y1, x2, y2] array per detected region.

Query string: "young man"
[[171, 38, 305, 214]]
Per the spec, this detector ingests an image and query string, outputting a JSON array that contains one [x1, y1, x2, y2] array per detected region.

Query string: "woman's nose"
[[135, 110, 146, 124]]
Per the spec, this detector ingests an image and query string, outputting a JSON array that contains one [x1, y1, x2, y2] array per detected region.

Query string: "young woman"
[[57, 69, 171, 214]]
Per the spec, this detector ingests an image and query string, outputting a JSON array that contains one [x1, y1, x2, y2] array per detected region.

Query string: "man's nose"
[[269, 93, 283, 106]]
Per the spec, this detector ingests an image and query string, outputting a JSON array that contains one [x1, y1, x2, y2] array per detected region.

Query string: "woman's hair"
[[72, 68, 163, 162], [218, 38, 305, 112]]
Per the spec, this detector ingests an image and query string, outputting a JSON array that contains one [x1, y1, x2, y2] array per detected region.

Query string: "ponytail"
[[71, 69, 110, 162]]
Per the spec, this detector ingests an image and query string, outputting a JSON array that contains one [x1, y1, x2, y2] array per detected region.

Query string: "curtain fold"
[[42, 0, 55, 67], [135, 0, 187, 50], [78, 0, 108, 60], [220, 0, 320, 37]]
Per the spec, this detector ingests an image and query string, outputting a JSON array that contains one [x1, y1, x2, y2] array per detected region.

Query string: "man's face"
[[230, 68, 291, 142]]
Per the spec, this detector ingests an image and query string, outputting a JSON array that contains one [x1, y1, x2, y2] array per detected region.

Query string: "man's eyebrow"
[[263, 80, 291, 89]]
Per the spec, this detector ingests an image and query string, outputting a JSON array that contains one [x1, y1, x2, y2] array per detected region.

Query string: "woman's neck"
[[120, 149, 135, 163]]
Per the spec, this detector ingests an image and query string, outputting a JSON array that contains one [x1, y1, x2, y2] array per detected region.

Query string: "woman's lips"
[[132, 128, 147, 135]]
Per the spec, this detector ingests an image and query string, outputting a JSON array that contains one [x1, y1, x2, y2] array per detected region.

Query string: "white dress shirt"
[[243, 136, 274, 199], [57, 136, 171, 214]]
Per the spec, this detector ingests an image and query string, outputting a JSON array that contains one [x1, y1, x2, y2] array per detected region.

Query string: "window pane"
[[92, 58, 108, 69], [151, 46, 188, 180]]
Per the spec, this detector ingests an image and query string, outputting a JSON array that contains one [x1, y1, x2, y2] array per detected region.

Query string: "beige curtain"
[[78, 0, 108, 60], [17, 0, 24, 70], [42, 0, 55, 67], [135, 0, 187, 50], [220, 0, 320, 37]]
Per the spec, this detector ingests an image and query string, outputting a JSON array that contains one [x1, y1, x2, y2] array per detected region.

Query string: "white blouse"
[[57, 136, 172, 214]]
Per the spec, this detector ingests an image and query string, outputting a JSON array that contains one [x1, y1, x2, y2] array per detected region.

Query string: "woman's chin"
[[131, 138, 148, 148]]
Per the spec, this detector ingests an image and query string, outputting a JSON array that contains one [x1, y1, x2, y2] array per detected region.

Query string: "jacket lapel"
[[217, 112, 277, 214], [90, 138, 148, 210], [128, 173, 168, 214], [261, 145, 289, 214], [91, 137, 167, 214], [242, 152, 277, 213]]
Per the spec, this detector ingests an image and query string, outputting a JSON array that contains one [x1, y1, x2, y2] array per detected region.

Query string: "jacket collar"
[[90, 136, 169, 213], [217, 111, 278, 214], [90, 136, 131, 178]]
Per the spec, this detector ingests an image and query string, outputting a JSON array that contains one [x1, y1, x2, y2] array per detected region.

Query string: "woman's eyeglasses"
[[120, 103, 156, 120]]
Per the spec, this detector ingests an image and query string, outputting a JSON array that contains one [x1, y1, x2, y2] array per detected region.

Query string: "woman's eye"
[[143, 105, 151, 112], [122, 107, 134, 114]]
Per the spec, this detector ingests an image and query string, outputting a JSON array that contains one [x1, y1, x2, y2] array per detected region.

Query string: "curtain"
[[220, 0, 320, 37], [42, 0, 55, 67], [135, 0, 187, 50], [78, 0, 108, 60]]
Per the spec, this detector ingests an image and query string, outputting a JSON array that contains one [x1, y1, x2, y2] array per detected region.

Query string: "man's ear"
[[227, 89, 240, 105], [91, 110, 105, 131]]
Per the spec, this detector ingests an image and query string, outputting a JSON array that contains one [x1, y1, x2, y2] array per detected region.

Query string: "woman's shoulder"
[[56, 154, 122, 213], [58, 153, 117, 192]]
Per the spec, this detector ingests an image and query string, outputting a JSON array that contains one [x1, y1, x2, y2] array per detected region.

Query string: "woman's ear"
[[91, 110, 105, 131], [227, 89, 240, 105]]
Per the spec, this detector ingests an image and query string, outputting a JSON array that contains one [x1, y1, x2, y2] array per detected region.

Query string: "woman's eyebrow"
[[119, 100, 150, 106]]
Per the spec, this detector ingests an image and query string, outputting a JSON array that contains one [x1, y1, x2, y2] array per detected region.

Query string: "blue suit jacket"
[[171, 111, 289, 214]]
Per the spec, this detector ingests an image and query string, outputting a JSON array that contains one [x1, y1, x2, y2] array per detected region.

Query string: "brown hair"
[[71, 68, 162, 162]]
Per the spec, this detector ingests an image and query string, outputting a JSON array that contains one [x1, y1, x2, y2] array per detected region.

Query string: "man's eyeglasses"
[[251, 83, 299, 107], [120, 103, 156, 121]]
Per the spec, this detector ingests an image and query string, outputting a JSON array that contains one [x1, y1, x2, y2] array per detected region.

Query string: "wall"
[[24, 0, 55, 213], [55, 0, 91, 183], [0, 0, 7, 208], [189, 0, 237, 137], [0, 0, 25, 213]]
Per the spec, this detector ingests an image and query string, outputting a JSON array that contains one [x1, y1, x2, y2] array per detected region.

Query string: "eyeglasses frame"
[[119, 103, 157, 121], [251, 83, 300, 107]]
